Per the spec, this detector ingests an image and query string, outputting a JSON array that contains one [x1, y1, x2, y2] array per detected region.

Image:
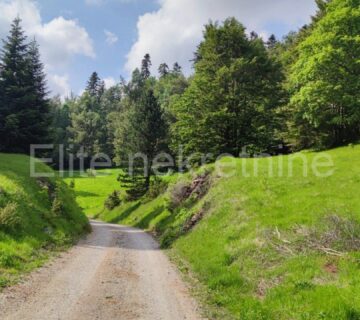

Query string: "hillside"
[[0, 154, 89, 288], [69, 145, 360, 319]]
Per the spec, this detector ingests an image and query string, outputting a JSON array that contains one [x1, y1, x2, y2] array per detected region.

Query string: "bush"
[[147, 178, 168, 199], [104, 191, 121, 210], [0, 203, 22, 232], [69, 179, 75, 189]]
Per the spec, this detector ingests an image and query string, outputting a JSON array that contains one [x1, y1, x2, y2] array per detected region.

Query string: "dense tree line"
[[1, 0, 359, 198]]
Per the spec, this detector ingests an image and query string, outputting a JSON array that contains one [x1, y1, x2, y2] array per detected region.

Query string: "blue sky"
[[36, 0, 158, 91], [0, 0, 317, 97]]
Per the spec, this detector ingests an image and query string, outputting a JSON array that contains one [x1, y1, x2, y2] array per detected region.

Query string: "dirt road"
[[0, 221, 203, 320]]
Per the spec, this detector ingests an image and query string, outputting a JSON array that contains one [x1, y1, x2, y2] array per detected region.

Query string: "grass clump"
[[0, 203, 21, 232]]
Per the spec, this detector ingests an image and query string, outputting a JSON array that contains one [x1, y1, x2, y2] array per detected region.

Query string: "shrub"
[[104, 191, 121, 210], [69, 179, 75, 189], [147, 178, 168, 199], [0, 203, 22, 232]]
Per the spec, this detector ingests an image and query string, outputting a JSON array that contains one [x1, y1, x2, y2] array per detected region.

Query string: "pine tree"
[[172, 62, 182, 75], [26, 39, 50, 142], [158, 63, 169, 78], [0, 18, 50, 153], [266, 34, 277, 50], [0, 17, 29, 152], [117, 89, 167, 199], [141, 54, 152, 79], [86, 72, 104, 99]]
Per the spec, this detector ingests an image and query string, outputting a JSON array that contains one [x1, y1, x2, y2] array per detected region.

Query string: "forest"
[[1, 0, 359, 201]]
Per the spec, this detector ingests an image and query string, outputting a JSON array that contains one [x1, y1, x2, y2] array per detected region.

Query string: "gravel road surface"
[[0, 221, 203, 320]]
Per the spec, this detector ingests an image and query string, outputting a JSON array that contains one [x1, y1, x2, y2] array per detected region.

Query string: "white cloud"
[[0, 0, 95, 96], [48, 74, 71, 98], [35, 17, 95, 70], [126, 0, 317, 75], [104, 29, 118, 45], [103, 76, 117, 88]]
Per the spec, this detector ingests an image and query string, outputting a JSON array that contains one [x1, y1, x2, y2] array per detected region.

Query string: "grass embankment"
[[0, 154, 89, 288], [67, 146, 360, 320]]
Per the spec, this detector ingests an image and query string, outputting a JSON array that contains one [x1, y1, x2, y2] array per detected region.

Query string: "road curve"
[[0, 221, 203, 320]]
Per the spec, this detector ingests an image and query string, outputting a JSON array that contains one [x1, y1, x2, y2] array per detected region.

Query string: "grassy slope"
[[63, 169, 122, 216], [67, 146, 360, 320], [0, 154, 89, 288]]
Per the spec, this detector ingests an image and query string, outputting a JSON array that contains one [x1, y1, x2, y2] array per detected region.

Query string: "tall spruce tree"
[[158, 63, 169, 78], [86, 71, 105, 99], [172, 62, 182, 75], [26, 40, 50, 142], [118, 88, 167, 199], [141, 54, 152, 79], [0, 18, 50, 153]]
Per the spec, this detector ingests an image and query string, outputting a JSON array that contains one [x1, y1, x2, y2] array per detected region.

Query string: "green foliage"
[[104, 191, 121, 210], [288, 0, 360, 148], [154, 66, 188, 126], [114, 56, 168, 198], [86, 71, 105, 99], [0, 203, 21, 233], [158, 63, 170, 77], [69, 93, 102, 159], [170, 18, 284, 159], [0, 18, 50, 153], [141, 53, 152, 79], [118, 171, 148, 201], [147, 178, 169, 199]]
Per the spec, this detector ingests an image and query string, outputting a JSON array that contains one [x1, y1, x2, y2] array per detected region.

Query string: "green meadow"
[[66, 145, 360, 319]]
